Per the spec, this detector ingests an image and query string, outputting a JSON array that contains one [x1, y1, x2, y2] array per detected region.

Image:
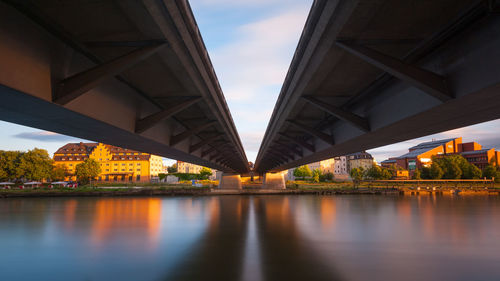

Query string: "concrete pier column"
[[263, 172, 286, 190], [218, 173, 242, 190]]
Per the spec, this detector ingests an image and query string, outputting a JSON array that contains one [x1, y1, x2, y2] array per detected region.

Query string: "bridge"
[[1, 0, 500, 189], [0, 0, 248, 175], [254, 0, 500, 187]]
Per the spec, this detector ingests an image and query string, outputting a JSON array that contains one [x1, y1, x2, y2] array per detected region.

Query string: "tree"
[[312, 169, 321, 183], [413, 169, 422, 180], [199, 167, 212, 180], [380, 168, 393, 180], [293, 165, 312, 180], [364, 165, 382, 180], [16, 148, 53, 181], [51, 164, 68, 181], [430, 163, 443, 179], [421, 167, 431, 179], [350, 167, 364, 187], [482, 165, 498, 179], [75, 158, 101, 184], [0, 150, 22, 180], [432, 154, 484, 179], [463, 164, 482, 179], [322, 172, 334, 182], [167, 163, 178, 173]]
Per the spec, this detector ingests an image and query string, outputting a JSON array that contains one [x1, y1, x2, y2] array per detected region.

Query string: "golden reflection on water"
[[320, 197, 336, 229], [90, 198, 162, 248]]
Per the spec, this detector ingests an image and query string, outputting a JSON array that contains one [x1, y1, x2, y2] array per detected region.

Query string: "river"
[[1, 195, 499, 281]]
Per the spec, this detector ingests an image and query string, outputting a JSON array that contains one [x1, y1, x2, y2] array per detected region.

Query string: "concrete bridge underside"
[[255, 0, 500, 173], [0, 0, 249, 174]]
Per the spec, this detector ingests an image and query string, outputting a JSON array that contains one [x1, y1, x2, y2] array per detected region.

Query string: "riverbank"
[[0, 186, 400, 198], [1, 185, 499, 198]]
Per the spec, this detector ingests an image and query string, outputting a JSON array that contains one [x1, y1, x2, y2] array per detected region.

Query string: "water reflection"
[[1, 195, 500, 281]]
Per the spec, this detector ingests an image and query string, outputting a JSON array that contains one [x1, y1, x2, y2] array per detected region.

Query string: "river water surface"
[[1, 195, 500, 281]]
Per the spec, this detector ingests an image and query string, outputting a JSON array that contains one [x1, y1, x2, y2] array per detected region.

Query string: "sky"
[[0, 0, 499, 166]]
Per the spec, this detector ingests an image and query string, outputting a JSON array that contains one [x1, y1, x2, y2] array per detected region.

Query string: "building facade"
[[334, 151, 374, 177], [381, 137, 500, 174], [334, 156, 348, 175], [347, 151, 374, 171], [53, 142, 164, 182], [177, 161, 204, 174]]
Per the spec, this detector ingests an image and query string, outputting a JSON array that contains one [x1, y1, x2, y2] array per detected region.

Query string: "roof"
[[396, 148, 433, 159], [54, 142, 97, 154], [408, 138, 457, 151], [381, 159, 397, 164], [54, 142, 151, 160], [347, 151, 373, 159]]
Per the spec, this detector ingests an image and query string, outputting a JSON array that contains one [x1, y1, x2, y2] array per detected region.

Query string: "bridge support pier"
[[218, 173, 242, 190], [263, 172, 286, 190]]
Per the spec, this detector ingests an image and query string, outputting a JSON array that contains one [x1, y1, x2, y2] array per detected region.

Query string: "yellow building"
[[53, 142, 164, 182], [177, 160, 204, 174]]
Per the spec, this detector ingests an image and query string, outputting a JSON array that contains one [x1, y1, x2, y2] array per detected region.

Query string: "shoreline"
[[0, 187, 399, 198], [0, 187, 498, 198]]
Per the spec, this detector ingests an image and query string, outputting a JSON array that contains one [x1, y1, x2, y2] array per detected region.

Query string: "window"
[[69, 164, 73, 166], [114, 169, 117, 172], [121, 164, 125, 166], [69, 158, 72, 160], [105, 169, 109, 172], [129, 163, 133, 166], [121, 169, 125, 171], [137, 168, 141, 171], [129, 169, 133, 172], [114, 164, 118, 166]]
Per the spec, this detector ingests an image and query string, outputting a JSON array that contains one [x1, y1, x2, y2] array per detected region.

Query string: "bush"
[[158, 173, 167, 181], [321, 172, 333, 182]]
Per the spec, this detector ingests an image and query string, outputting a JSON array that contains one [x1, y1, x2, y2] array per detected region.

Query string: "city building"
[[177, 161, 204, 174], [381, 137, 500, 173], [335, 151, 374, 177], [334, 156, 348, 175], [53, 142, 164, 182], [380, 158, 398, 168], [347, 151, 375, 171], [287, 158, 335, 181], [176, 161, 217, 180]]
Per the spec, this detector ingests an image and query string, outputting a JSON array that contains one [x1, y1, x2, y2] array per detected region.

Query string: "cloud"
[[212, 6, 309, 103], [13, 131, 82, 142]]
